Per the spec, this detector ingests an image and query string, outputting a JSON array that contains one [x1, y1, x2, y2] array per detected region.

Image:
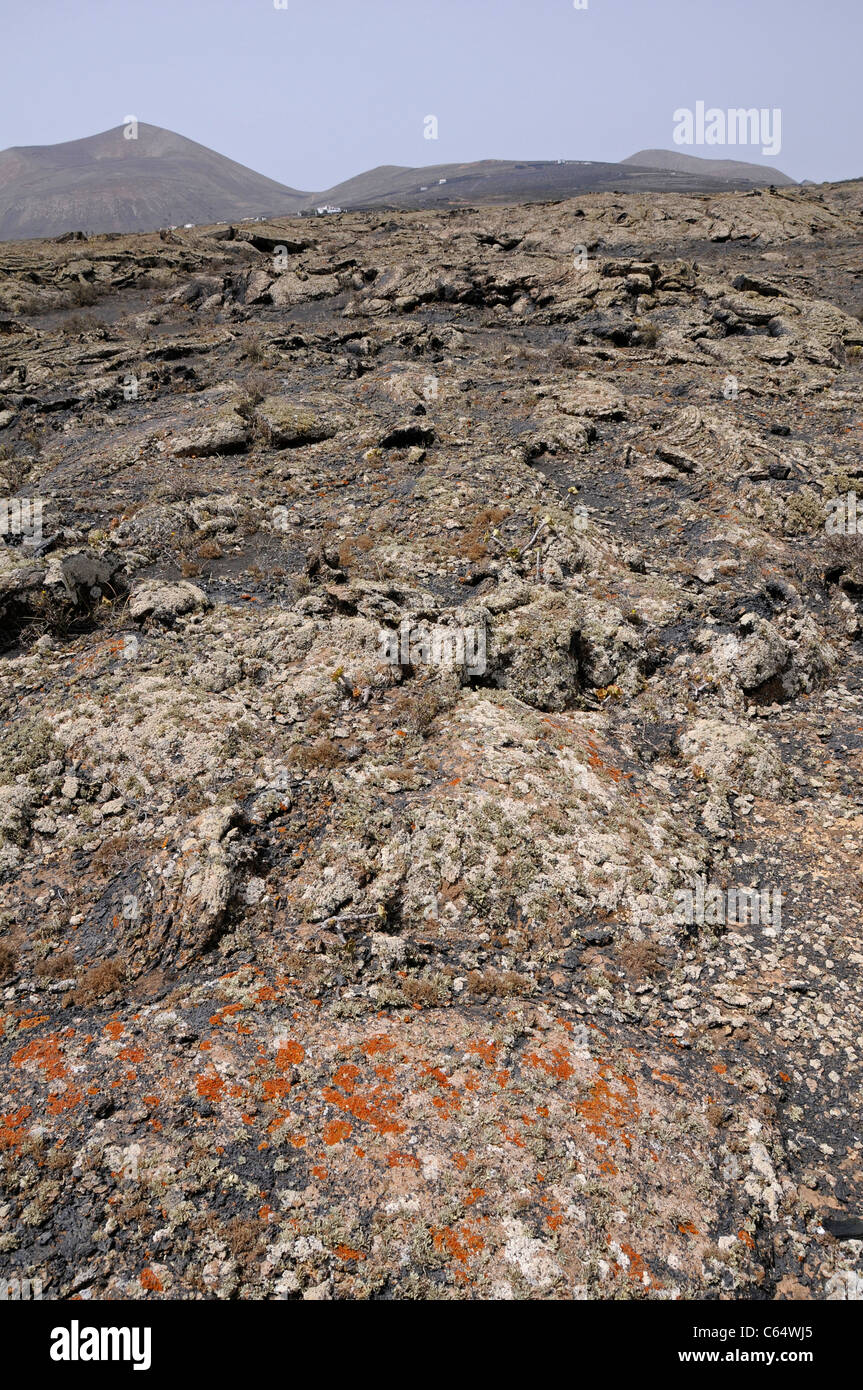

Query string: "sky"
[[1, 0, 860, 188]]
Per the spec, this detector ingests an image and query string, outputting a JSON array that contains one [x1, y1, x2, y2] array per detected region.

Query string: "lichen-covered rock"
[[255, 396, 341, 447], [269, 271, 340, 307], [171, 409, 250, 457], [128, 579, 210, 622], [678, 718, 790, 799], [0, 783, 37, 847], [486, 590, 582, 710]]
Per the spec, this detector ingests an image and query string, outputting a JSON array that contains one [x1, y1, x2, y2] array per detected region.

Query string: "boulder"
[[171, 409, 250, 457], [678, 719, 790, 799], [129, 580, 210, 622], [255, 396, 341, 448]]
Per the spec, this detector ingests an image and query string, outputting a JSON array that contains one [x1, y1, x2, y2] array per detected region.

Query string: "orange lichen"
[[332, 1063, 360, 1092], [467, 1038, 499, 1067], [320, 1083, 405, 1136], [195, 1071, 226, 1102], [575, 1062, 640, 1158], [46, 1087, 83, 1115], [0, 1104, 32, 1152], [431, 1223, 485, 1264], [359, 1034, 395, 1057], [523, 1045, 575, 1082], [11, 1034, 69, 1082], [620, 1242, 649, 1284], [262, 1077, 291, 1101], [322, 1120, 352, 1145], [387, 1151, 420, 1169]]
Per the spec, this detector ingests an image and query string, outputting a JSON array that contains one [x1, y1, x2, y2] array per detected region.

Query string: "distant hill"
[[0, 124, 308, 240], [622, 148, 795, 187], [311, 153, 796, 211], [0, 126, 798, 241]]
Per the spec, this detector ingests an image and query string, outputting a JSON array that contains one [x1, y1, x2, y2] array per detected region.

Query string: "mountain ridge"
[[0, 124, 801, 240]]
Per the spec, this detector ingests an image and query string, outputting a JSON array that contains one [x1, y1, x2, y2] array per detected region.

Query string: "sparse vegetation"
[[0, 718, 61, 783], [0, 938, 18, 978], [66, 957, 127, 1005]]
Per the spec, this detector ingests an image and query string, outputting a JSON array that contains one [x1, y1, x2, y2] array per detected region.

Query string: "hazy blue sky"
[[2, 0, 860, 187]]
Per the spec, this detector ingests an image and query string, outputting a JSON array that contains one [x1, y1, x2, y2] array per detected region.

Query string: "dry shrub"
[[549, 343, 593, 370], [456, 506, 510, 562], [69, 281, 99, 307], [66, 958, 126, 1006], [89, 834, 130, 875], [467, 968, 528, 998], [474, 507, 509, 526], [617, 940, 666, 980], [292, 739, 346, 771], [62, 311, 101, 334], [305, 707, 331, 735], [0, 939, 18, 978], [391, 685, 445, 734], [338, 534, 374, 568], [242, 336, 267, 366], [401, 976, 443, 1006], [197, 539, 223, 560], [635, 321, 660, 347], [34, 951, 75, 980], [222, 1215, 266, 1258], [825, 529, 863, 571]]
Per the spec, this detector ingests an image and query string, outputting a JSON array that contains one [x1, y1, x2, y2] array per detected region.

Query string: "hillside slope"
[[0, 123, 307, 239], [623, 147, 795, 186]]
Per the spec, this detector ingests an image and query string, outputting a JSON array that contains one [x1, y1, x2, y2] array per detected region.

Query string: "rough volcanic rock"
[[1, 178, 863, 1303]]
